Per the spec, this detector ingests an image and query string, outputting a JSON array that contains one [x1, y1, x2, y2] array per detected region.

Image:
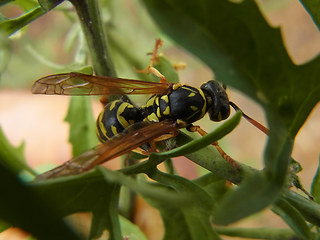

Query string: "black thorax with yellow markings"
[[143, 84, 207, 125]]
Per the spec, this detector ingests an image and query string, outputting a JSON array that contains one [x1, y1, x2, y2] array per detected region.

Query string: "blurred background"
[[0, 0, 319, 239]]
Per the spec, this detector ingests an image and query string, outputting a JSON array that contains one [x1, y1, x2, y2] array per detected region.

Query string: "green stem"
[[215, 226, 315, 239], [120, 131, 320, 227], [69, 0, 116, 77]]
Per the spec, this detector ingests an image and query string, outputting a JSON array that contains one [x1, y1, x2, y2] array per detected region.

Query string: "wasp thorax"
[[200, 80, 230, 121]]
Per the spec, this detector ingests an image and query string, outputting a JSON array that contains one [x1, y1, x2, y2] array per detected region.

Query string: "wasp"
[[32, 39, 268, 180]]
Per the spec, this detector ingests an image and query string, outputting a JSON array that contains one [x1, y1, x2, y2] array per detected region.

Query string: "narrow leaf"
[[0, 6, 44, 36], [146, 170, 221, 240], [272, 198, 311, 239], [38, 0, 63, 12], [212, 173, 278, 225], [119, 215, 148, 240], [150, 111, 241, 160], [0, 127, 36, 176], [65, 96, 99, 157], [311, 158, 320, 204]]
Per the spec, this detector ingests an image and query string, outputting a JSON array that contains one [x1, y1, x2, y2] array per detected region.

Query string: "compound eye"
[[208, 100, 230, 121], [218, 101, 231, 120]]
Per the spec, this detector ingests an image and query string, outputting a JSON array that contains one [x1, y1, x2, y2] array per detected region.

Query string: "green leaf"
[[0, 162, 81, 240], [37, 0, 64, 12], [282, 191, 320, 227], [150, 111, 241, 160], [153, 56, 180, 83], [142, 0, 320, 138], [145, 170, 221, 240], [0, 219, 11, 232], [119, 215, 148, 240], [31, 168, 190, 238], [312, 158, 320, 204], [0, 6, 45, 36], [100, 168, 191, 206], [141, 0, 319, 224], [215, 226, 314, 239], [30, 169, 122, 239], [0, 126, 36, 176], [89, 182, 122, 240], [299, 0, 320, 29], [64, 96, 99, 157], [272, 198, 311, 239], [213, 127, 293, 224], [212, 173, 274, 225], [0, 31, 11, 72], [10, 0, 38, 10]]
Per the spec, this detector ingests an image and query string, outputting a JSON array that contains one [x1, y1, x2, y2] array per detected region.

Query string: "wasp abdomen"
[[96, 100, 144, 142]]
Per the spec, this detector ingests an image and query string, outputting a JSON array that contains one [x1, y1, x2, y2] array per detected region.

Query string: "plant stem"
[[69, 0, 116, 77], [215, 226, 312, 239]]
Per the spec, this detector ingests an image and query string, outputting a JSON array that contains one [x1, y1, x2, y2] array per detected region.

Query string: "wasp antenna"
[[229, 101, 269, 135]]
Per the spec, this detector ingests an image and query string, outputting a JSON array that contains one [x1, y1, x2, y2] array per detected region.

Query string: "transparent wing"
[[31, 72, 172, 96], [34, 119, 179, 181]]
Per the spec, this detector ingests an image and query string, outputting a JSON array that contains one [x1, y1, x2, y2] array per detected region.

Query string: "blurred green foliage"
[[0, 0, 320, 239]]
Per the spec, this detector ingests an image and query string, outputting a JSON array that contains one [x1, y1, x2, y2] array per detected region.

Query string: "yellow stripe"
[[109, 100, 119, 111], [182, 86, 197, 93], [172, 83, 182, 90], [163, 106, 170, 115], [157, 107, 161, 118], [96, 109, 110, 140], [146, 95, 156, 107], [190, 105, 198, 111], [161, 95, 169, 103], [147, 112, 159, 122], [111, 125, 118, 136], [199, 89, 207, 118], [117, 102, 130, 128], [176, 119, 187, 127]]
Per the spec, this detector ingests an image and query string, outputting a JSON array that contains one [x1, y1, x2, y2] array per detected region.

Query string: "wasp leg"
[[130, 131, 179, 156], [132, 148, 150, 156], [188, 125, 240, 169], [148, 131, 179, 152]]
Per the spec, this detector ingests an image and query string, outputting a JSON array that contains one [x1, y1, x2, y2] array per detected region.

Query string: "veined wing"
[[31, 72, 172, 96], [34, 119, 179, 181]]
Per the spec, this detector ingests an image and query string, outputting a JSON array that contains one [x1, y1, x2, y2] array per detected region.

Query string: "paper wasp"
[[32, 39, 268, 181]]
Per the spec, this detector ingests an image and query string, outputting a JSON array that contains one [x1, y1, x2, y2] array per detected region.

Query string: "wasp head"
[[200, 80, 230, 121]]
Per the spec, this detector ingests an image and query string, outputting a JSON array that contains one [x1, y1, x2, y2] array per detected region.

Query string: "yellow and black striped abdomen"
[[96, 100, 144, 142]]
